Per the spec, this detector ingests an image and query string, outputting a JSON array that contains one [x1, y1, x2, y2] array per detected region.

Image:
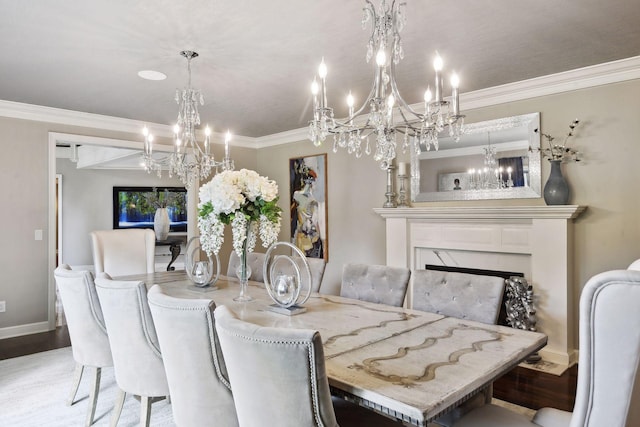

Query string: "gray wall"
[[1, 78, 640, 352], [56, 158, 184, 266]]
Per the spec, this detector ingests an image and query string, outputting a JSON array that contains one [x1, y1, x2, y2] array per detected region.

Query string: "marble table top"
[[122, 270, 547, 426]]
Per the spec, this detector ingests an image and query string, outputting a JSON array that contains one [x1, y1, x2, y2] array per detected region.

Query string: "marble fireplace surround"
[[374, 205, 586, 367]]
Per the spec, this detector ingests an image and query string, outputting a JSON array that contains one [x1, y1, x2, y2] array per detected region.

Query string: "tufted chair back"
[[91, 229, 156, 277], [412, 269, 505, 324], [452, 268, 640, 427], [340, 263, 411, 307], [147, 286, 239, 427], [227, 251, 267, 282], [214, 305, 338, 427], [94, 275, 169, 427], [54, 264, 113, 426]]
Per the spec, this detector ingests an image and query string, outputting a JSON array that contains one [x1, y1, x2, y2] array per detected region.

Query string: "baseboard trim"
[[538, 347, 578, 367], [0, 321, 51, 340]]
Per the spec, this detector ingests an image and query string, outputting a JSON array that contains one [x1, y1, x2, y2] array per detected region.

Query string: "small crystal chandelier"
[[308, 0, 465, 169], [467, 133, 514, 190], [142, 50, 234, 189]]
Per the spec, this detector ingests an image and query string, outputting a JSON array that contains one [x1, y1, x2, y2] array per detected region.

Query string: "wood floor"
[[0, 326, 577, 413]]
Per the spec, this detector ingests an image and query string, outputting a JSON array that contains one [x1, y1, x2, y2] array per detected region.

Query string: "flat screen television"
[[113, 186, 187, 232]]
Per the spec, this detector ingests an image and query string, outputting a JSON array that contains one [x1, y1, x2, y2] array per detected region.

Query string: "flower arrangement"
[[534, 119, 581, 162], [198, 169, 282, 257]]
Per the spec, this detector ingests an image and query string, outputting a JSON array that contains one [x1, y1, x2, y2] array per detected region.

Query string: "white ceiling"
[[2, 1, 640, 138]]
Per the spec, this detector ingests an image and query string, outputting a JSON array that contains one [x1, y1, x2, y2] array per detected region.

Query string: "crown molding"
[[255, 55, 640, 148], [2, 56, 639, 149]]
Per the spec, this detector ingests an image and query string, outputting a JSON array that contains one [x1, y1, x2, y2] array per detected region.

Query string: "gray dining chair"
[[411, 269, 506, 324], [226, 251, 266, 282], [90, 228, 156, 277], [340, 263, 411, 307], [214, 305, 402, 427], [452, 268, 640, 427], [94, 274, 169, 427], [147, 285, 239, 427], [53, 264, 113, 427]]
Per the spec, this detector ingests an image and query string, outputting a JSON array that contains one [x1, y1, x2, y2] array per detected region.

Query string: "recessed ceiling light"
[[138, 70, 167, 81]]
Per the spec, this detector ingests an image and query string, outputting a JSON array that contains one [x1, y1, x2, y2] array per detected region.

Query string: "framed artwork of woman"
[[289, 154, 328, 261]]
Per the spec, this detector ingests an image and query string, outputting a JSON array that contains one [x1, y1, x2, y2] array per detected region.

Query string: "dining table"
[[121, 270, 547, 426]]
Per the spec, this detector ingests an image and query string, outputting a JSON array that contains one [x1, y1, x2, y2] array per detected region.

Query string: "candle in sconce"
[[507, 166, 513, 181], [398, 162, 407, 176]]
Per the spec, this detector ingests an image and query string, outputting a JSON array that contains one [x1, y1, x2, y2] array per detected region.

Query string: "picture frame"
[[438, 172, 469, 192], [112, 186, 187, 232], [289, 154, 328, 261]]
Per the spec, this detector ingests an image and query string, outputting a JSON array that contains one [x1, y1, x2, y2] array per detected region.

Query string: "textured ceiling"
[[1, 0, 639, 138]]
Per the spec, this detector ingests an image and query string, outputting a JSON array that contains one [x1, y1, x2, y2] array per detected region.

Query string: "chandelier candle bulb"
[[424, 87, 432, 113], [318, 59, 327, 108], [347, 92, 355, 124], [225, 131, 231, 159], [451, 73, 460, 116], [204, 126, 211, 156], [433, 54, 444, 102]]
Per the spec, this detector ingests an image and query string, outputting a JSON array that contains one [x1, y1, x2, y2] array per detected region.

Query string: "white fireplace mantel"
[[374, 205, 586, 366]]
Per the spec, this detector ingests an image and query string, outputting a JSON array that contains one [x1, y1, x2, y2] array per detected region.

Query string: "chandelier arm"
[[388, 59, 422, 121]]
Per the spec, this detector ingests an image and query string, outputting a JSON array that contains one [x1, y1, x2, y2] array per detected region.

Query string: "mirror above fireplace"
[[410, 112, 541, 202]]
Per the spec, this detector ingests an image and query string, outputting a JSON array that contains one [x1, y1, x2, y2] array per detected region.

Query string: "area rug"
[[0, 348, 175, 427], [0, 348, 538, 426]]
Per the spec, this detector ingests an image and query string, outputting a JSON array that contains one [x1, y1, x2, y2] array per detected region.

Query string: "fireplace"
[[374, 205, 585, 367], [424, 264, 525, 327]]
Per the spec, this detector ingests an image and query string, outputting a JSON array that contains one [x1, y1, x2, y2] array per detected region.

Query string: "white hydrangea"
[[198, 168, 282, 257]]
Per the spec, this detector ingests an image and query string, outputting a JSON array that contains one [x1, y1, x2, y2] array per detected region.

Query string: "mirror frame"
[[410, 112, 541, 202]]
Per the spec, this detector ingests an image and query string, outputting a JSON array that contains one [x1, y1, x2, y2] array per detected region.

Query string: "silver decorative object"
[[185, 236, 220, 292], [383, 164, 398, 208], [263, 242, 313, 316], [397, 172, 408, 207], [505, 276, 541, 363]]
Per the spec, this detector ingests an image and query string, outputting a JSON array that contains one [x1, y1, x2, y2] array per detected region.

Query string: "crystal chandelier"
[[308, 0, 465, 169], [142, 50, 234, 189], [467, 133, 514, 190]]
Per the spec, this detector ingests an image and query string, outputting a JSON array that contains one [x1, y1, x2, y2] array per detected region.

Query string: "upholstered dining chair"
[[147, 286, 239, 427], [94, 275, 169, 427], [340, 263, 411, 307], [53, 265, 113, 427], [411, 269, 506, 324], [90, 228, 156, 277], [214, 305, 402, 427], [226, 251, 266, 283], [451, 268, 640, 427]]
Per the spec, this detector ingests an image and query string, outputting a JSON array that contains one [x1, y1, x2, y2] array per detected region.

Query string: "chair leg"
[[84, 367, 102, 426], [109, 388, 126, 427], [140, 396, 152, 427], [67, 363, 84, 406]]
